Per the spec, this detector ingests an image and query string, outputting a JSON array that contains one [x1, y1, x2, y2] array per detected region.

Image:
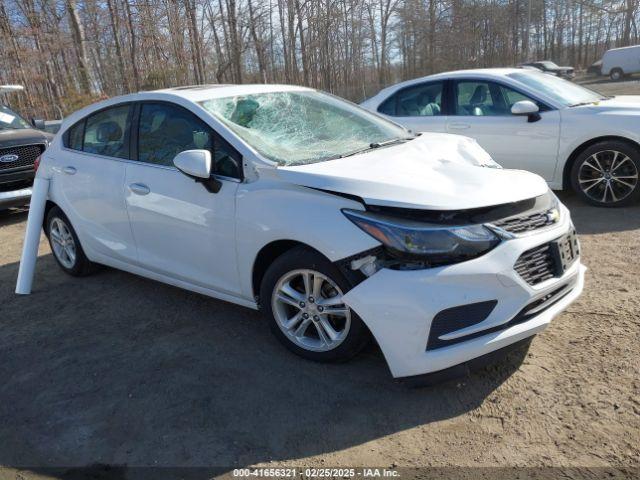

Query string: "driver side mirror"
[[173, 149, 222, 193], [31, 118, 45, 130], [511, 100, 541, 123]]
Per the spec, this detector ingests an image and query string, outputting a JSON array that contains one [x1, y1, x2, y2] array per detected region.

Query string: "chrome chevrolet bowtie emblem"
[[0, 154, 18, 163]]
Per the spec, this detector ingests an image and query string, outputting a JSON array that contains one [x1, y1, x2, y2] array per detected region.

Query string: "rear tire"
[[45, 206, 96, 276], [570, 140, 640, 207], [259, 246, 370, 363], [610, 68, 623, 81]]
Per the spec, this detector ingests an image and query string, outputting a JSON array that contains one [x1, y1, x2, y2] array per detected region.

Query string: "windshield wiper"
[[369, 136, 414, 148], [569, 98, 607, 107], [337, 136, 415, 159]]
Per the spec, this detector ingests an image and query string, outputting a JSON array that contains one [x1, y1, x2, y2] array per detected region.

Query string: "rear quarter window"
[[64, 121, 85, 150]]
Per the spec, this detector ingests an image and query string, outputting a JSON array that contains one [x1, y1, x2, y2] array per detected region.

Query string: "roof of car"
[[58, 83, 317, 133], [148, 83, 312, 102], [368, 68, 525, 99]]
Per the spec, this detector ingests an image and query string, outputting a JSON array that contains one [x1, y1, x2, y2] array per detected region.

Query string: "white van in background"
[[602, 45, 640, 80]]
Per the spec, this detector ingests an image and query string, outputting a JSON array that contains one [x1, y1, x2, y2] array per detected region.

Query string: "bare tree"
[[2, 0, 640, 118]]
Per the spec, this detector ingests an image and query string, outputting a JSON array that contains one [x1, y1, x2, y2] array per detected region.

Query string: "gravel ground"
[[578, 74, 640, 96], [0, 191, 638, 479], [0, 78, 639, 479]]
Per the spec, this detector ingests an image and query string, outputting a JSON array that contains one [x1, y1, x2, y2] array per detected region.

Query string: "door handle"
[[449, 123, 470, 130], [63, 166, 77, 175], [129, 183, 150, 195]]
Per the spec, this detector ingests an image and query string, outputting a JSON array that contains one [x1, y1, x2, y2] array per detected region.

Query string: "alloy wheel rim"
[[271, 269, 351, 352], [578, 150, 638, 204], [50, 217, 76, 268]]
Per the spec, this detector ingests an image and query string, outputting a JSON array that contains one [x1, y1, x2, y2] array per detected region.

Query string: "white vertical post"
[[15, 177, 50, 295]]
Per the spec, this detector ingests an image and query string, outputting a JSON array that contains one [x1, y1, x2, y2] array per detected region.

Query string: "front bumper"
[[0, 186, 32, 209], [342, 209, 585, 379]]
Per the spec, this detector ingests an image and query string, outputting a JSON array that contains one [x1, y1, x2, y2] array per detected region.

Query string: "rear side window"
[[65, 121, 84, 150], [395, 82, 443, 117], [378, 82, 444, 117], [82, 105, 131, 159], [377, 97, 396, 116]]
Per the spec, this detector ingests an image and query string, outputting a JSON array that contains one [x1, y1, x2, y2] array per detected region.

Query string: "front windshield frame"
[[508, 71, 605, 107], [199, 89, 413, 167], [0, 104, 31, 130]]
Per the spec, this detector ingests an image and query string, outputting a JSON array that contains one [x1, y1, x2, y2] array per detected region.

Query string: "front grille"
[[514, 243, 556, 285], [0, 144, 44, 171], [491, 209, 557, 234]]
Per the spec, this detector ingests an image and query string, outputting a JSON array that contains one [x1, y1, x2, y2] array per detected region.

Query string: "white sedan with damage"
[[35, 84, 585, 383]]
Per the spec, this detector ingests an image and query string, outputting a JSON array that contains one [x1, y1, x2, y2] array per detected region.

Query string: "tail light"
[[34, 154, 41, 172]]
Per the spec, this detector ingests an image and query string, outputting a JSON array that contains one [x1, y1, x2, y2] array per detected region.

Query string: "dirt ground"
[[0, 78, 639, 479]]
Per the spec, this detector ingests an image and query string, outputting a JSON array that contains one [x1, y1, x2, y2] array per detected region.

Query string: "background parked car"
[[361, 68, 640, 207], [602, 45, 640, 81], [587, 59, 603, 76], [0, 85, 53, 209], [519, 61, 575, 79]]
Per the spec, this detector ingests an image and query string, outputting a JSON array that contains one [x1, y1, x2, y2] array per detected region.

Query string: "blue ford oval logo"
[[0, 154, 19, 163]]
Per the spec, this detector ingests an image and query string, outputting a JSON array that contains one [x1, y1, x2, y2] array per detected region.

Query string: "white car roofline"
[[364, 68, 566, 111], [57, 86, 323, 171]]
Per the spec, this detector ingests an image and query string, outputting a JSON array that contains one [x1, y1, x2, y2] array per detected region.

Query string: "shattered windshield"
[[0, 105, 31, 130], [200, 90, 412, 166]]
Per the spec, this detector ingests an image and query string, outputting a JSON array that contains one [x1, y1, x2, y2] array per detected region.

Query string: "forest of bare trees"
[[1, 0, 639, 119]]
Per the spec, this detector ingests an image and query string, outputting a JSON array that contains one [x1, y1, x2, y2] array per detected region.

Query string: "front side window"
[[83, 105, 131, 159], [455, 81, 497, 116], [0, 105, 31, 130], [498, 85, 547, 112], [138, 103, 211, 167], [394, 82, 443, 117], [455, 81, 543, 116], [200, 90, 411, 166]]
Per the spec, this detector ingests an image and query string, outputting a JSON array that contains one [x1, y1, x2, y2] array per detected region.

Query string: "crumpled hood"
[[277, 132, 548, 210]]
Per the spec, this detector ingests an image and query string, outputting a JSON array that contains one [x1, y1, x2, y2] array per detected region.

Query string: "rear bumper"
[[343, 208, 585, 379], [0, 186, 32, 209]]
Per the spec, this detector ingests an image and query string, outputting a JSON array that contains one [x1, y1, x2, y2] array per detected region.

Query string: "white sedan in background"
[[36, 84, 584, 383], [361, 68, 640, 207]]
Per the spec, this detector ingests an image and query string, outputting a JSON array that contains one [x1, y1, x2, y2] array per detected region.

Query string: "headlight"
[[342, 209, 500, 266]]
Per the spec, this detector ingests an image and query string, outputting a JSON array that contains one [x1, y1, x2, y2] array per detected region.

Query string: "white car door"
[[376, 80, 448, 133], [446, 79, 560, 181], [54, 104, 138, 263], [123, 102, 242, 295]]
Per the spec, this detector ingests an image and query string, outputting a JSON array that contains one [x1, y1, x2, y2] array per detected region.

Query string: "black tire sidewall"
[[611, 69, 623, 81], [570, 140, 640, 207], [259, 246, 370, 363], [45, 207, 93, 276]]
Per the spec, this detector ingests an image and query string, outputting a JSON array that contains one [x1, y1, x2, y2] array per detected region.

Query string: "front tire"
[[570, 141, 640, 207], [45, 206, 96, 276], [610, 68, 623, 81], [260, 246, 369, 362]]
